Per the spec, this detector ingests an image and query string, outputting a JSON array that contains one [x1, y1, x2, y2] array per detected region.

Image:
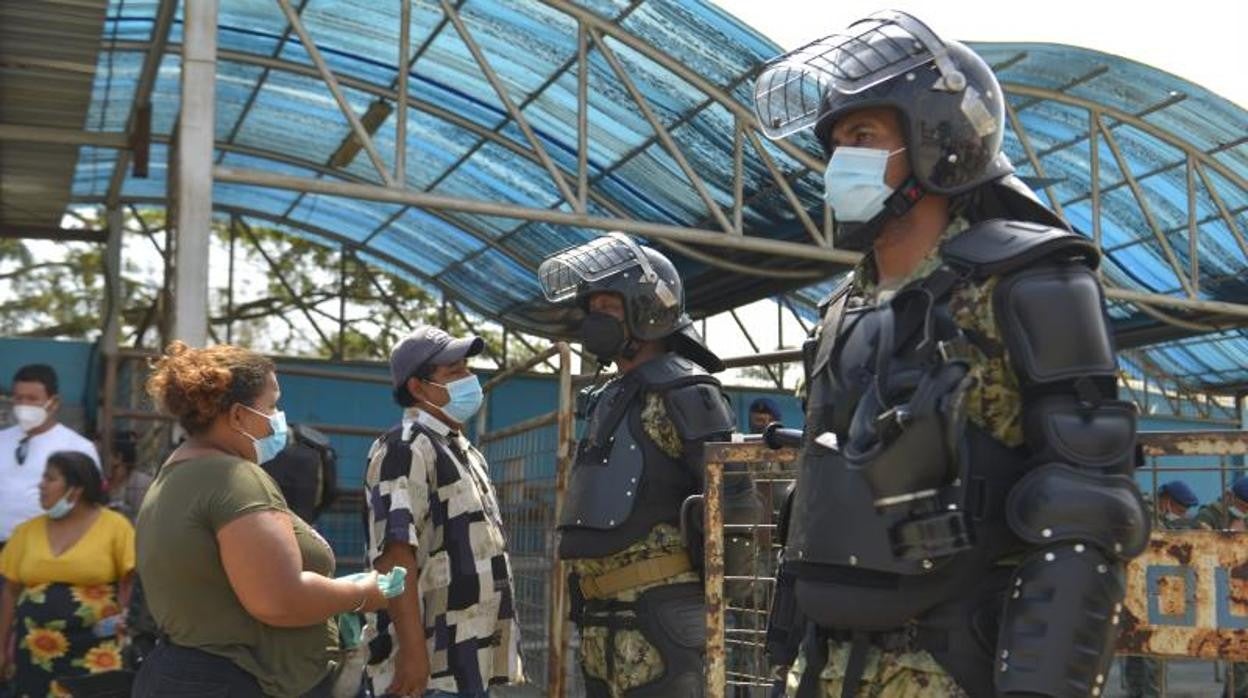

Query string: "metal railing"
[[702, 430, 1248, 698], [474, 343, 576, 698]]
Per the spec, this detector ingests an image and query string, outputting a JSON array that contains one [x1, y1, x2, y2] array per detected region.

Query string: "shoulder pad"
[[635, 353, 715, 391], [664, 381, 735, 442], [817, 279, 854, 315], [941, 219, 1099, 279]]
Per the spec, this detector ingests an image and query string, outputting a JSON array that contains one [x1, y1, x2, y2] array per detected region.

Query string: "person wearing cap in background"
[[748, 398, 783, 435], [361, 326, 524, 698], [1196, 476, 1248, 532], [1125, 480, 1200, 697]]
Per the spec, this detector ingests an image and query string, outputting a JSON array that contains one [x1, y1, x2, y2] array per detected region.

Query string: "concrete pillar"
[[172, 0, 217, 346]]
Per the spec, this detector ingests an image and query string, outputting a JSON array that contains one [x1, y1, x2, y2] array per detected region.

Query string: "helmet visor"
[[753, 11, 951, 139], [538, 233, 653, 303]]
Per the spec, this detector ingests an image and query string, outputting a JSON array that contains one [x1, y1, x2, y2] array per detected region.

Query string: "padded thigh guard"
[[996, 545, 1126, 697]]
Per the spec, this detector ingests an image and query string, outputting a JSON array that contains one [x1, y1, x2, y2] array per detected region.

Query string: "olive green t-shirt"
[[136, 454, 336, 697]]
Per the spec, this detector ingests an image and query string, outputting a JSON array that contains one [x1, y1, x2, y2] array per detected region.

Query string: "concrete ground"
[[493, 657, 1236, 697]]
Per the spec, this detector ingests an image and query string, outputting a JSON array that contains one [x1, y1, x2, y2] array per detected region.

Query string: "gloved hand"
[[338, 566, 408, 599]]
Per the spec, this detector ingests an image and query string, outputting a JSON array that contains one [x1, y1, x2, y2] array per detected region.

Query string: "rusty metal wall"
[[703, 430, 1248, 698]]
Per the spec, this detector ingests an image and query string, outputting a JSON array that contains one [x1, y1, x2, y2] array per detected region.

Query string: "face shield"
[[537, 232, 675, 308], [752, 10, 965, 141]]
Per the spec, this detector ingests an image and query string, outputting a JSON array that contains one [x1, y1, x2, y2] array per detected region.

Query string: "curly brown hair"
[[146, 341, 276, 434]]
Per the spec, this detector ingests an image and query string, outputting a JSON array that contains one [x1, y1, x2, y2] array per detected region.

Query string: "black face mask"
[[580, 312, 630, 364]]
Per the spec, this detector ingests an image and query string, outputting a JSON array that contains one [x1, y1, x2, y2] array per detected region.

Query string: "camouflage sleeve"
[[640, 392, 683, 460], [1193, 504, 1222, 530], [946, 276, 1025, 447]]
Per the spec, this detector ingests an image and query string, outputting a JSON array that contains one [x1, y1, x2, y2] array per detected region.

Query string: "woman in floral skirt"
[[0, 451, 134, 697]]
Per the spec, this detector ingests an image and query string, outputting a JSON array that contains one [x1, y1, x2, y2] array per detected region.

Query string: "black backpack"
[[290, 423, 339, 520]]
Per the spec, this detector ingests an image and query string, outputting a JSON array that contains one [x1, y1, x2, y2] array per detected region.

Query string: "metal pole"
[[576, 21, 589, 214], [1004, 97, 1066, 220], [1089, 108, 1102, 280], [1192, 160, 1248, 259], [226, 216, 236, 343], [704, 458, 726, 698], [745, 129, 827, 246], [439, 0, 578, 206], [212, 165, 861, 264], [732, 118, 744, 235], [1096, 114, 1195, 298], [1187, 155, 1199, 297], [107, 0, 177, 207], [100, 206, 124, 480], [396, 0, 410, 184], [172, 0, 217, 347], [588, 28, 735, 234], [338, 244, 348, 359], [274, 0, 396, 186], [549, 342, 574, 698]]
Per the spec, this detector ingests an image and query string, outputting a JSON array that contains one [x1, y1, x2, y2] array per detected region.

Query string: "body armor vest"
[[558, 355, 714, 559], [787, 220, 1090, 631]]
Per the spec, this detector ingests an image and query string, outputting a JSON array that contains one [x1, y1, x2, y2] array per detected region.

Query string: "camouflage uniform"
[[786, 219, 1023, 698], [569, 393, 701, 697]]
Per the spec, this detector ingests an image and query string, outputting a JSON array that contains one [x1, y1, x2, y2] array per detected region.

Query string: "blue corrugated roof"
[[71, 1, 1246, 390]]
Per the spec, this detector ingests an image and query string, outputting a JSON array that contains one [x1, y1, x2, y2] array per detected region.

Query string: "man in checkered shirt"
[[362, 326, 524, 698]]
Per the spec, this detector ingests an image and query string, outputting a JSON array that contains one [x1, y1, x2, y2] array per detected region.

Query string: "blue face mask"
[[238, 406, 288, 464], [431, 375, 484, 423], [46, 493, 76, 520], [823, 146, 906, 222]]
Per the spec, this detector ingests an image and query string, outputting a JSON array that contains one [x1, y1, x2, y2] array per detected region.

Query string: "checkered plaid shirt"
[[362, 408, 524, 692]]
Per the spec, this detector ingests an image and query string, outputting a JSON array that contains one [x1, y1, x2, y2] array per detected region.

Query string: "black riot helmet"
[[538, 233, 723, 372], [753, 11, 1015, 248]]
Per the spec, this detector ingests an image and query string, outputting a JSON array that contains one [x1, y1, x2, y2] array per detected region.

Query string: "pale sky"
[[712, 0, 1248, 108]]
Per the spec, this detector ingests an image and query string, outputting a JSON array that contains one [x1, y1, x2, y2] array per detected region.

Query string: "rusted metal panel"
[[1138, 430, 1248, 457], [1120, 529, 1248, 660], [704, 441, 800, 466], [705, 460, 727, 698]]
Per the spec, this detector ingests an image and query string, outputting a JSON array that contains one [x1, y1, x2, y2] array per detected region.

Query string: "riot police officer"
[[539, 233, 739, 697], [753, 11, 1148, 697]]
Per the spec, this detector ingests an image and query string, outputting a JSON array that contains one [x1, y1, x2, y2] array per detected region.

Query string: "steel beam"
[[106, 0, 176, 207], [0, 124, 128, 148], [172, 0, 217, 347], [1193, 160, 1248, 259], [539, 0, 825, 174], [1003, 97, 1066, 220], [1095, 113, 1196, 298], [589, 27, 735, 234], [1002, 83, 1246, 193], [102, 207, 124, 355], [396, 0, 410, 184], [213, 165, 861, 263], [576, 21, 589, 214], [745, 129, 826, 246], [439, 0, 577, 206], [275, 0, 395, 186]]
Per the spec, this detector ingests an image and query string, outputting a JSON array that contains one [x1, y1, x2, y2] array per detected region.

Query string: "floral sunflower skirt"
[[11, 582, 124, 698]]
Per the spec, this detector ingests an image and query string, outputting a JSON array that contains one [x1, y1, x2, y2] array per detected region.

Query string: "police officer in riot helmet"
[[754, 11, 1147, 697], [538, 233, 743, 697]]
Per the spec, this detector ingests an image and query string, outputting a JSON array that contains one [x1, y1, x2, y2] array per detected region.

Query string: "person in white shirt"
[[0, 364, 100, 549]]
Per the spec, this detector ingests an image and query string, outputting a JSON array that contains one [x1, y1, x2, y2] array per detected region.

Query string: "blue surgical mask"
[[823, 146, 906, 222], [47, 493, 75, 520], [238, 406, 289, 464], [431, 375, 484, 423]]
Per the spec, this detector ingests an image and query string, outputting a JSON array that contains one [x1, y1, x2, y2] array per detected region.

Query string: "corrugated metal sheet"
[[0, 0, 109, 228]]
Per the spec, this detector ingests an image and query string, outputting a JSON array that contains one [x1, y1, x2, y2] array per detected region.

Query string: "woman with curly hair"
[[132, 342, 395, 698], [0, 450, 134, 697]]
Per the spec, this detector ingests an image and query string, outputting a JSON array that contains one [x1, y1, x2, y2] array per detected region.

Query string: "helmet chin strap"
[[836, 176, 926, 251]]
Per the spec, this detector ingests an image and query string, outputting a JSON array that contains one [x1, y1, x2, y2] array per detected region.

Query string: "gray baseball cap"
[[388, 325, 484, 390]]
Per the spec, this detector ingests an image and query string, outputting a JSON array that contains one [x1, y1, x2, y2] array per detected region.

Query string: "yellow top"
[[0, 508, 135, 586]]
